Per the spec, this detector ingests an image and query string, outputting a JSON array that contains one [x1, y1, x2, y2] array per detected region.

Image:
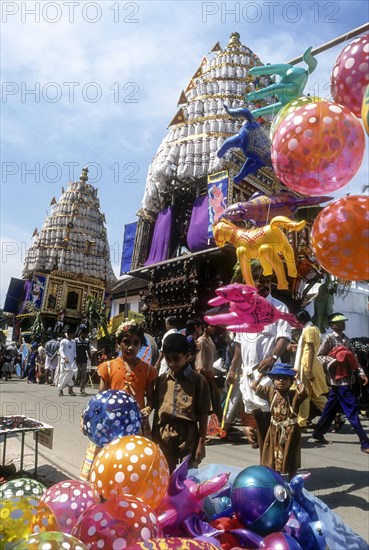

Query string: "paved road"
[[1, 378, 368, 542]]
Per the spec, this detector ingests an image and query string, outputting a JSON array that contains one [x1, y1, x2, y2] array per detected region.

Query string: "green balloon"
[[25, 531, 88, 549], [270, 96, 321, 138], [0, 478, 46, 500]]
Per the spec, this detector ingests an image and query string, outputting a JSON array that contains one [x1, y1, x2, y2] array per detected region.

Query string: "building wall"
[[110, 295, 141, 318], [331, 284, 369, 338], [306, 282, 369, 339]]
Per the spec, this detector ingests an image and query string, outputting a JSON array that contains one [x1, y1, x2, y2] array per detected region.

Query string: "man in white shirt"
[[58, 327, 77, 396], [226, 262, 291, 451]]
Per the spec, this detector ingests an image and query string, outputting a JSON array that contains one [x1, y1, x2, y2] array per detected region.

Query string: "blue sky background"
[[1, 1, 368, 305]]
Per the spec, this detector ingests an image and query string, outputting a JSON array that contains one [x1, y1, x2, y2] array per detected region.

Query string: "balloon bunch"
[[142, 463, 330, 550], [0, 391, 170, 548], [217, 35, 368, 285], [73, 390, 170, 547], [2, 461, 366, 548]]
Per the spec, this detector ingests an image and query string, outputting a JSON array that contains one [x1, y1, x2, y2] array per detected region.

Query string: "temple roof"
[[140, 32, 272, 219], [22, 167, 117, 289]]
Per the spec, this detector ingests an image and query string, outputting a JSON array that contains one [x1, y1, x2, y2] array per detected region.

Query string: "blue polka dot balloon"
[[82, 390, 141, 447]]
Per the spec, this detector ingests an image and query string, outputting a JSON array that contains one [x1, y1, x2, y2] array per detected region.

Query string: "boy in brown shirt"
[[151, 333, 211, 472]]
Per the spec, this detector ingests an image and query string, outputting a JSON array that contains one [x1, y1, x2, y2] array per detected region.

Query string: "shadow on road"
[[301, 466, 369, 513], [34, 464, 70, 487]]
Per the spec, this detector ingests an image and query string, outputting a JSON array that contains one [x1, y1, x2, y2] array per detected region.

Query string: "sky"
[[1, 0, 368, 306]]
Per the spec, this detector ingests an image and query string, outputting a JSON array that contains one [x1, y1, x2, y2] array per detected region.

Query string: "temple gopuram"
[[116, 32, 322, 334], [6, 167, 117, 335]]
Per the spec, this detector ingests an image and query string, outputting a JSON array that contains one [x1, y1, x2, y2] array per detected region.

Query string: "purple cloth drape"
[[144, 207, 173, 265], [187, 195, 210, 252], [24, 279, 32, 302]]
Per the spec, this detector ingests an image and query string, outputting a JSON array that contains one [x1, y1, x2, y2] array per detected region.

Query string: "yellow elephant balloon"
[[362, 84, 369, 136], [270, 96, 321, 138], [213, 216, 305, 290], [0, 496, 58, 546]]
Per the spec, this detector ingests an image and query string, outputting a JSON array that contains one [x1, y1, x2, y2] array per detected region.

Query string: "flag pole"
[[287, 22, 369, 65]]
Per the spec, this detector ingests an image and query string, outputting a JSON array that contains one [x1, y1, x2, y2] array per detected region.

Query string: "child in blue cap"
[[251, 364, 308, 479]]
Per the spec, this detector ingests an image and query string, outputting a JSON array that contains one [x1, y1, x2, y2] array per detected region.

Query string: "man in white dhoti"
[[58, 328, 77, 396]]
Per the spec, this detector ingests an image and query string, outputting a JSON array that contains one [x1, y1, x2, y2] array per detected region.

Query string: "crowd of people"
[[1, 261, 369, 481], [0, 324, 95, 397]]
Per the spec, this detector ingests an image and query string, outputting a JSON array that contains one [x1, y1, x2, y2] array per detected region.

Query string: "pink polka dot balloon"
[[311, 195, 369, 281], [90, 435, 170, 510], [41, 480, 100, 534], [72, 494, 160, 550], [331, 34, 369, 117], [271, 99, 365, 195]]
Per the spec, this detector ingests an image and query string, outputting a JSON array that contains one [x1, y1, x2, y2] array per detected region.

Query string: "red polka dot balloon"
[[90, 435, 170, 510], [331, 34, 369, 117], [271, 99, 365, 195], [41, 480, 100, 534], [72, 495, 159, 549], [311, 195, 369, 281]]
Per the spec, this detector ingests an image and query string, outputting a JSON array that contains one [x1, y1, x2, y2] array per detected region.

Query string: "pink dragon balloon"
[[204, 283, 301, 333]]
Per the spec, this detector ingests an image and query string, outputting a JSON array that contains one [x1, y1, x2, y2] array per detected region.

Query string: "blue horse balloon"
[[217, 105, 272, 183]]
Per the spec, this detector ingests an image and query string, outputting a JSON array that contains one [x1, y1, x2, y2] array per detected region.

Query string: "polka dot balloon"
[[270, 96, 321, 138], [41, 480, 100, 534], [0, 496, 58, 546], [72, 494, 159, 549], [82, 389, 142, 447], [90, 435, 170, 510], [271, 99, 365, 195], [311, 195, 369, 281], [331, 34, 369, 117], [24, 531, 88, 549], [0, 477, 46, 500]]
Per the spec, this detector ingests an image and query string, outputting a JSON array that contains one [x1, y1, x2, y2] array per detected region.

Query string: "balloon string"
[[266, 197, 272, 225]]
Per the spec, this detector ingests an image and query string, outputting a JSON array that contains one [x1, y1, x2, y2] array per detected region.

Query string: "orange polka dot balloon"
[[331, 34, 369, 118], [271, 99, 365, 195], [311, 195, 369, 281], [90, 435, 170, 509]]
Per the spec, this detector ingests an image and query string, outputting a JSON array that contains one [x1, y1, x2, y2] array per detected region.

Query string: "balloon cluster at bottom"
[[2, 434, 359, 549]]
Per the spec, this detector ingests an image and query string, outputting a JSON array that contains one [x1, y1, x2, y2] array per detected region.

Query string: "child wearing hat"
[[251, 364, 308, 479]]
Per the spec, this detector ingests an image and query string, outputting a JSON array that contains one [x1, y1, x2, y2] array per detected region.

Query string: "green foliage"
[[86, 295, 112, 343], [30, 311, 44, 341]]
